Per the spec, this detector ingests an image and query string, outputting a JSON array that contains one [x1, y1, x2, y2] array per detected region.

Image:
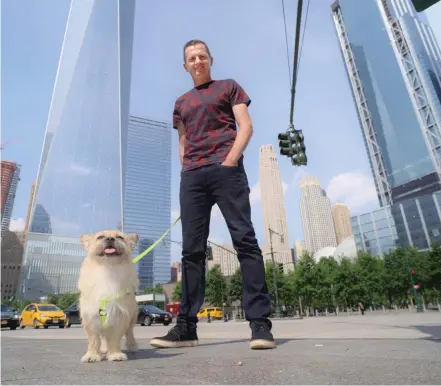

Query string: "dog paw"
[[107, 352, 128, 361], [81, 352, 102, 363]]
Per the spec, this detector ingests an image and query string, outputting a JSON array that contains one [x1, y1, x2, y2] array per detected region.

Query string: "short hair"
[[183, 39, 211, 61]]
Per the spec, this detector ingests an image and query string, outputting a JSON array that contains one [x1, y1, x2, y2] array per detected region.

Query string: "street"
[[1, 313, 441, 385]]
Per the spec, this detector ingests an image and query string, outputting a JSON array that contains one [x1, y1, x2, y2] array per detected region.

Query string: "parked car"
[[1, 304, 20, 330], [64, 302, 81, 328], [137, 305, 172, 326], [20, 303, 66, 329]]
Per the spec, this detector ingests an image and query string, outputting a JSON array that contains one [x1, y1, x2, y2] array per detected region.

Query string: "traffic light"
[[206, 246, 213, 260], [411, 268, 416, 276], [411, 0, 440, 11], [306, 261, 312, 273], [277, 125, 307, 166]]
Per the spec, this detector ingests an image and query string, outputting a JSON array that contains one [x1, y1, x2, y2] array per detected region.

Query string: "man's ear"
[[80, 234, 94, 252], [126, 233, 139, 250]]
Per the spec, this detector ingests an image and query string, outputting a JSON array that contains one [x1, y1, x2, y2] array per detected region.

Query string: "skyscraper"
[[259, 145, 290, 248], [259, 145, 293, 272], [300, 175, 337, 254], [124, 116, 172, 288], [332, 0, 441, 207], [332, 202, 353, 244], [1, 161, 21, 234], [21, 0, 136, 300]]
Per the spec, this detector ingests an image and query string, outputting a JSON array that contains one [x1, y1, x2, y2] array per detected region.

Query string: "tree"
[[228, 268, 243, 303], [58, 293, 79, 311], [205, 265, 228, 306], [171, 281, 182, 302], [264, 261, 285, 308], [144, 284, 164, 294]]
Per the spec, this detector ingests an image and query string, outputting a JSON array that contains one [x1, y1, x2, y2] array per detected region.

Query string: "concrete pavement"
[[2, 313, 441, 384]]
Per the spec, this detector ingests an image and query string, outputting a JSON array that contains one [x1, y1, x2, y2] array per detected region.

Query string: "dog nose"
[[106, 237, 115, 242]]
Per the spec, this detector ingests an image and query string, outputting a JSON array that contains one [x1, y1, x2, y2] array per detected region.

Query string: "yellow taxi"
[[20, 303, 67, 329], [197, 307, 223, 320]]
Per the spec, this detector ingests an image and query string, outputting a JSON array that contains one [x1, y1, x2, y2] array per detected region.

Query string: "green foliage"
[[144, 284, 164, 294], [205, 264, 228, 306], [171, 281, 182, 302], [262, 245, 441, 311], [228, 268, 243, 302]]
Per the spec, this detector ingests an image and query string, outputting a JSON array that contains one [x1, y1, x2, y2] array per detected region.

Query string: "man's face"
[[184, 43, 213, 79]]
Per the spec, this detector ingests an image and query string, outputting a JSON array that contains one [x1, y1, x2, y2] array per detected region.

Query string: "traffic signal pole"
[[409, 267, 423, 313]]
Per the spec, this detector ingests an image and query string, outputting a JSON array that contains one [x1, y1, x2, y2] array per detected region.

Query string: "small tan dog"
[[78, 230, 139, 363]]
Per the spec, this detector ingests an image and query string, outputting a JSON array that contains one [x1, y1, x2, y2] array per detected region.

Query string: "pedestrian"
[[150, 39, 275, 350]]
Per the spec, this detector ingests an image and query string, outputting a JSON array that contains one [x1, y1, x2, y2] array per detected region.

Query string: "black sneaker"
[[250, 320, 276, 349], [150, 323, 198, 348]]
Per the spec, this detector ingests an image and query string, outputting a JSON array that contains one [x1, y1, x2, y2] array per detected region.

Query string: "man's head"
[[183, 39, 213, 82]]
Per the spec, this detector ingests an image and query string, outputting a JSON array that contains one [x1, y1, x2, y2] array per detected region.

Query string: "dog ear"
[[80, 234, 94, 251], [126, 233, 139, 250]]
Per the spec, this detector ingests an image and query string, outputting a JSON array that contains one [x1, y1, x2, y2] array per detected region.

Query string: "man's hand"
[[221, 159, 238, 167]]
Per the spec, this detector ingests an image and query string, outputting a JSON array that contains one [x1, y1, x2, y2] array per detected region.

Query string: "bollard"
[[382, 305, 386, 313], [296, 310, 299, 318], [438, 303, 441, 312], [336, 306, 339, 316], [325, 308, 328, 316]]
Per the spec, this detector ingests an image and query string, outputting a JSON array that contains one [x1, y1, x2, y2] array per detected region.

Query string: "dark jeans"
[[177, 162, 271, 329]]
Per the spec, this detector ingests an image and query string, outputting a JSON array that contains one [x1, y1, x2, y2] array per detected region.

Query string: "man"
[[150, 39, 275, 350]]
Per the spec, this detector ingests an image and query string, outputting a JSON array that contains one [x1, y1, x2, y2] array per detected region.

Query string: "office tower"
[[21, 0, 136, 300], [172, 261, 182, 282], [207, 244, 239, 277], [1, 231, 26, 300], [259, 145, 290, 248], [124, 116, 172, 288], [1, 161, 21, 234], [259, 145, 293, 272], [332, 0, 441, 207], [299, 175, 338, 254], [351, 206, 398, 256], [24, 181, 36, 233], [294, 240, 306, 260], [332, 203, 353, 244]]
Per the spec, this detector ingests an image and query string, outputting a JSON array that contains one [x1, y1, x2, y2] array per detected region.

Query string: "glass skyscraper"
[[21, 0, 136, 301], [124, 116, 172, 288], [352, 190, 441, 254], [332, 0, 441, 207]]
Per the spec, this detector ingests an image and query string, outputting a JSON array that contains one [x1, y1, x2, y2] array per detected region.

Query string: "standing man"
[[150, 40, 275, 350]]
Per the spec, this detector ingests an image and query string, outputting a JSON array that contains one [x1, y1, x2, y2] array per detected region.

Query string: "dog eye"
[[116, 236, 124, 240], [97, 235, 104, 240]]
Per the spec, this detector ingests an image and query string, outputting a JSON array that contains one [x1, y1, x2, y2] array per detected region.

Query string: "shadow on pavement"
[[127, 349, 183, 361], [197, 338, 294, 347], [411, 325, 441, 343]]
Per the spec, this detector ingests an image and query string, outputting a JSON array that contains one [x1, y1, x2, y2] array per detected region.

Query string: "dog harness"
[[98, 291, 132, 327]]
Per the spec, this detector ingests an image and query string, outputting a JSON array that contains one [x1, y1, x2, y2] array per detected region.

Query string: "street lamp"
[[268, 227, 284, 318]]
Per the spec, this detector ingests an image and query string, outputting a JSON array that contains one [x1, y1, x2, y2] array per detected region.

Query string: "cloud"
[[326, 171, 379, 214], [9, 218, 25, 232]]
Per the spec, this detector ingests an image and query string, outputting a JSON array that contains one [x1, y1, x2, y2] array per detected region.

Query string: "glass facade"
[[352, 191, 441, 255], [351, 206, 398, 257], [20, 233, 84, 301], [392, 190, 441, 249], [124, 116, 172, 288], [21, 0, 136, 300], [332, 0, 441, 207]]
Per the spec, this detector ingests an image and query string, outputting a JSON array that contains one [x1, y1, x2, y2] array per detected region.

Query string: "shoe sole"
[[250, 339, 276, 350], [150, 338, 199, 348]]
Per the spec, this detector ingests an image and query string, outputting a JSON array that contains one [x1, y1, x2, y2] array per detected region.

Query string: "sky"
[[2, 0, 441, 262]]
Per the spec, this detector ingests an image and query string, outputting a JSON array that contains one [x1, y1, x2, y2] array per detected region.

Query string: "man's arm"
[[177, 123, 186, 165], [222, 103, 253, 166]]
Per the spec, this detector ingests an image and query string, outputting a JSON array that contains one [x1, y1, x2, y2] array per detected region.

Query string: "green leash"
[[99, 216, 181, 326]]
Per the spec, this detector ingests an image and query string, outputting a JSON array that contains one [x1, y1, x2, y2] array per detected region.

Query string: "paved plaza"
[[1, 312, 441, 384]]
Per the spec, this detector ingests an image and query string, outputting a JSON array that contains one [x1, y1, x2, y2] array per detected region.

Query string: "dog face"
[[80, 230, 139, 264]]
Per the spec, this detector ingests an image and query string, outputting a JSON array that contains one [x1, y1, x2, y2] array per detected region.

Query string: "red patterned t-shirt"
[[173, 79, 251, 171]]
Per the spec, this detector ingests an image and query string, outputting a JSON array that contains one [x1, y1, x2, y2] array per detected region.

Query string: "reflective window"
[[337, 0, 436, 189], [29, 0, 136, 237], [124, 117, 172, 287]]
